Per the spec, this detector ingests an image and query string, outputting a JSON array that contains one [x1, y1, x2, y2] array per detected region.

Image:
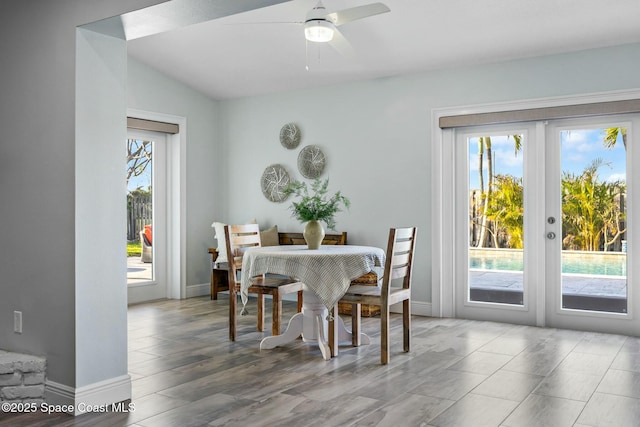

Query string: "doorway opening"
[[126, 135, 156, 285], [126, 129, 168, 303]]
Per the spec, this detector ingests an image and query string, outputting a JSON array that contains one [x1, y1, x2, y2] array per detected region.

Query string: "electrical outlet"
[[14, 311, 22, 334]]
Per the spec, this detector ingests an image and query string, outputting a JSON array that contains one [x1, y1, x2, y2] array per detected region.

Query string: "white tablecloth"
[[240, 245, 386, 310]]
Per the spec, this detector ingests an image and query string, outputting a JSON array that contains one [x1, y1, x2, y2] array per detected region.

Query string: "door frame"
[[432, 89, 640, 325], [127, 108, 186, 301]]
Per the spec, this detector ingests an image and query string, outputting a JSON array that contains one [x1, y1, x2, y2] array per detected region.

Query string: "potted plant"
[[285, 177, 350, 249]]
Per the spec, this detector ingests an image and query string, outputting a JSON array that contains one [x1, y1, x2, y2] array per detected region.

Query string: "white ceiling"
[[126, 0, 640, 100]]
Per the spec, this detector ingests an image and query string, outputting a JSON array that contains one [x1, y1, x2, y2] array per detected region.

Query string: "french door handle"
[[547, 232, 556, 240]]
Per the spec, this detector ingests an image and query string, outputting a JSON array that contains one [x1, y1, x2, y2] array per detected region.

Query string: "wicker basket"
[[338, 271, 381, 317]]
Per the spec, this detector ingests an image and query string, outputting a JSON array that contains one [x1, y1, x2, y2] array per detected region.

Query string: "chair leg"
[[381, 304, 390, 365], [297, 290, 303, 313], [211, 269, 218, 300], [272, 295, 282, 336], [403, 299, 411, 353], [329, 304, 339, 357], [257, 293, 265, 332], [229, 287, 237, 341], [351, 304, 361, 347]]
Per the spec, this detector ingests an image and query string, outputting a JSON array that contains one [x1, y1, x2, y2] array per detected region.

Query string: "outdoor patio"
[[471, 270, 627, 312], [127, 256, 152, 284]]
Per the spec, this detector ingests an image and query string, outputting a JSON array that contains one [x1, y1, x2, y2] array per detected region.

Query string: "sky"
[[128, 168, 152, 191], [468, 127, 626, 190]]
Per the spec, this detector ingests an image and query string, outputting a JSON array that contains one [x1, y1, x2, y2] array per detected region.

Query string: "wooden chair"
[[330, 227, 417, 364], [277, 232, 347, 246], [224, 224, 304, 341]]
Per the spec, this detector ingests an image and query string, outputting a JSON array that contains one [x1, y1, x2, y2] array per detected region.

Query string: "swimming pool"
[[469, 249, 627, 277]]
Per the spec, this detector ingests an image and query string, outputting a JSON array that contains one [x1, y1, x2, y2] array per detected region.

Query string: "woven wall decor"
[[260, 164, 291, 202], [297, 145, 326, 179], [279, 123, 301, 149]]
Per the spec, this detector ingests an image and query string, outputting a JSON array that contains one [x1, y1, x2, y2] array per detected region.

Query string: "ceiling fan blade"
[[225, 21, 303, 25], [325, 2, 390, 27], [328, 27, 356, 58]]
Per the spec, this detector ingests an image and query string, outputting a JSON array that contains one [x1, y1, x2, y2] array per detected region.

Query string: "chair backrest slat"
[[393, 239, 413, 254], [390, 265, 409, 281], [391, 252, 410, 267], [393, 227, 415, 240]]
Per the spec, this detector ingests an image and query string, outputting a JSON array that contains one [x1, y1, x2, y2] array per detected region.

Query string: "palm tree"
[[601, 181, 627, 251], [475, 134, 522, 248], [476, 137, 493, 247], [603, 127, 627, 150], [601, 127, 627, 250], [485, 174, 524, 248], [561, 159, 626, 251]]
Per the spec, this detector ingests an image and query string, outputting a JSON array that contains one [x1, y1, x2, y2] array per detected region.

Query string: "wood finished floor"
[[3, 295, 640, 426]]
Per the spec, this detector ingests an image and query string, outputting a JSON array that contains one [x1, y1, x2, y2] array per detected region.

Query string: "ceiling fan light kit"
[[304, 19, 334, 42]]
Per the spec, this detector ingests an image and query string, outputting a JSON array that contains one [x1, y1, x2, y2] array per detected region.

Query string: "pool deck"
[[471, 269, 626, 298], [126, 255, 626, 302]]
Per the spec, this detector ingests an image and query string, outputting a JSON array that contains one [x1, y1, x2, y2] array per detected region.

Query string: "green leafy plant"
[[284, 177, 350, 230]]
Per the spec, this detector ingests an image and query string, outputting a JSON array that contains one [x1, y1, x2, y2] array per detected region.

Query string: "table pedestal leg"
[[260, 312, 303, 350], [333, 316, 371, 357], [260, 290, 333, 360], [335, 315, 371, 345], [315, 314, 331, 361]]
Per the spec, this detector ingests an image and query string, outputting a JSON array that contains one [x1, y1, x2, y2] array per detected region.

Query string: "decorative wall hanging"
[[279, 123, 301, 149], [297, 145, 326, 179], [261, 164, 291, 202]]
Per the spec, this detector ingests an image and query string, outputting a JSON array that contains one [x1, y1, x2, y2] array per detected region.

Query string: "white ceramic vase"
[[303, 220, 325, 249]]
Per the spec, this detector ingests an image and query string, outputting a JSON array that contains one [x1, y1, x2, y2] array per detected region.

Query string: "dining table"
[[240, 244, 386, 360]]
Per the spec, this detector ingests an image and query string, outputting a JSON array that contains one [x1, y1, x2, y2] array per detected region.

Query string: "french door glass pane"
[[559, 127, 627, 313], [127, 138, 154, 284], [468, 134, 524, 305]]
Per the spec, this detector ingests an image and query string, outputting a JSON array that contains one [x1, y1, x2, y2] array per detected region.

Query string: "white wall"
[[127, 58, 221, 290], [219, 42, 640, 307], [75, 27, 129, 390]]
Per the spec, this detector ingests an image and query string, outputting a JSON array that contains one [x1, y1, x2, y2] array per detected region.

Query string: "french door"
[[455, 122, 540, 326], [454, 115, 640, 335]]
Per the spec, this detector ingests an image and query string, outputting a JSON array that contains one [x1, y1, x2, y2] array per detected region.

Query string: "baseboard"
[[45, 380, 75, 408], [45, 374, 131, 415], [411, 300, 433, 317], [186, 282, 211, 298], [390, 300, 432, 317]]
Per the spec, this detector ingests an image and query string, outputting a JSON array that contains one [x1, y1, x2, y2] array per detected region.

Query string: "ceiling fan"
[[230, 1, 390, 67], [302, 1, 390, 43], [235, 2, 390, 45]]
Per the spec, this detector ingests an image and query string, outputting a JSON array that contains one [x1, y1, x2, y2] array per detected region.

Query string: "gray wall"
[[0, 0, 166, 392]]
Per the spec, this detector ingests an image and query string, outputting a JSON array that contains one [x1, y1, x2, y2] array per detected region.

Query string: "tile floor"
[[2, 296, 640, 426]]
